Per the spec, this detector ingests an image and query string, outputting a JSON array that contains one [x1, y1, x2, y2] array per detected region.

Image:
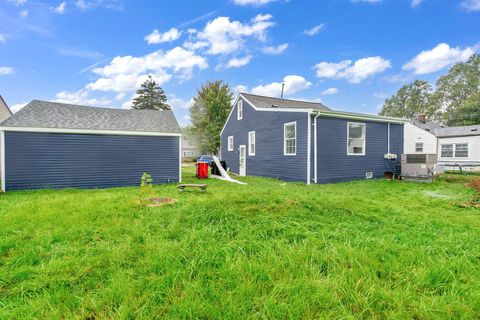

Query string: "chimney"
[[417, 114, 426, 123]]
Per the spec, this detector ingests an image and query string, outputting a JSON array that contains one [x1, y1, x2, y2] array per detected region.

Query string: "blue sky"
[[0, 0, 479, 126]]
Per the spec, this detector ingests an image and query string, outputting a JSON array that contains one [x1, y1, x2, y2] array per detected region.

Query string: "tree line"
[[379, 54, 480, 126]]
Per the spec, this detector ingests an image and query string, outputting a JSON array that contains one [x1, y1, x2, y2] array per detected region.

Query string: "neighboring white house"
[[181, 136, 200, 160], [436, 125, 480, 166], [404, 120, 439, 155]]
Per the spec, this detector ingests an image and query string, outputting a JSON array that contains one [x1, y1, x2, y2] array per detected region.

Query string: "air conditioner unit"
[[401, 154, 437, 180]]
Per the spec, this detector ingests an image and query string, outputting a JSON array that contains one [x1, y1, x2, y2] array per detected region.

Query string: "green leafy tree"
[[379, 80, 436, 119], [132, 76, 170, 110], [189, 81, 233, 154], [449, 92, 480, 126], [434, 54, 480, 124]]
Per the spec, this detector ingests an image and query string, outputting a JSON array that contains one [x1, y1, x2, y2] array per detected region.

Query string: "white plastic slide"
[[212, 156, 247, 185]]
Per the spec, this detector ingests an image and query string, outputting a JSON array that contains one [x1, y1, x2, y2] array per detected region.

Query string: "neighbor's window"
[[248, 131, 256, 156], [347, 122, 366, 155], [455, 143, 468, 157], [228, 136, 234, 151], [441, 144, 453, 157], [237, 100, 243, 120], [284, 122, 296, 155], [415, 142, 424, 152]]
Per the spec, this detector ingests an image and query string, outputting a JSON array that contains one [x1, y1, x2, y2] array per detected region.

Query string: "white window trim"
[[347, 122, 366, 156], [228, 136, 234, 151], [237, 100, 243, 120], [248, 131, 255, 156], [441, 144, 454, 158], [284, 121, 297, 156]]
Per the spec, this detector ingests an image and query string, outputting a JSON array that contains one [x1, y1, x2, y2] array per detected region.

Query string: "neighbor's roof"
[[241, 93, 331, 110], [434, 124, 480, 138], [0, 100, 181, 133], [410, 120, 447, 133]]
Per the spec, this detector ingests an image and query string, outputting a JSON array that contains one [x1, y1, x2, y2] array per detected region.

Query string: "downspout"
[[387, 122, 391, 154], [313, 111, 321, 184], [307, 112, 311, 184]]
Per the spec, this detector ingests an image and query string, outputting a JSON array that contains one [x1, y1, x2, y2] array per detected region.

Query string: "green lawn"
[[0, 169, 479, 319]]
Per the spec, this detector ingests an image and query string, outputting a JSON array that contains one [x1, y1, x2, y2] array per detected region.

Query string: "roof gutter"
[[312, 110, 406, 124]]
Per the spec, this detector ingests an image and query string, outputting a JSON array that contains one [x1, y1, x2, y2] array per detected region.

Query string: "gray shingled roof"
[[410, 120, 447, 133], [241, 93, 330, 110], [434, 125, 480, 137], [0, 100, 181, 133]]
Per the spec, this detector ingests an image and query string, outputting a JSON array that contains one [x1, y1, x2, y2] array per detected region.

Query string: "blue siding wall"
[[316, 117, 403, 183], [4, 132, 179, 191], [221, 98, 309, 182]]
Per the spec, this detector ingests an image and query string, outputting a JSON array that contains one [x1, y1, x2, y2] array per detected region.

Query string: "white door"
[[239, 145, 246, 176]]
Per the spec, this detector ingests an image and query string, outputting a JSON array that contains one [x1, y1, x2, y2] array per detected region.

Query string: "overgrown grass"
[[0, 169, 479, 319]]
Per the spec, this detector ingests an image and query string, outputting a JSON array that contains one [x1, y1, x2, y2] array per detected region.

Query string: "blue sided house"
[[220, 93, 405, 184], [0, 100, 181, 191]]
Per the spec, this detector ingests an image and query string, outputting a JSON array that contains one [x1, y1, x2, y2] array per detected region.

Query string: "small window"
[[248, 131, 255, 156], [455, 143, 468, 158], [284, 122, 296, 156], [347, 122, 366, 155], [237, 100, 243, 120], [228, 136, 234, 151], [415, 142, 424, 153], [441, 144, 453, 158]]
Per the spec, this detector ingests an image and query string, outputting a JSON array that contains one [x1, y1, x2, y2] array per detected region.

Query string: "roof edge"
[[0, 126, 182, 136], [0, 95, 13, 116], [314, 109, 407, 123]]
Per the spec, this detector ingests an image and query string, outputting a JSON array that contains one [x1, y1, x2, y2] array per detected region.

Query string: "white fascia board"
[[220, 95, 241, 136], [314, 110, 406, 124], [0, 126, 182, 137]]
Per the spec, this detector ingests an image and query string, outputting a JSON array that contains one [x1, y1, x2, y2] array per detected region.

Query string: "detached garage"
[[0, 100, 181, 192]]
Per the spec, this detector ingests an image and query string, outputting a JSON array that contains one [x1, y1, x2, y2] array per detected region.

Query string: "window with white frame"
[[248, 131, 255, 156], [347, 122, 366, 155], [455, 143, 468, 157], [237, 100, 243, 120], [415, 142, 424, 152], [284, 122, 296, 155], [441, 144, 453, 157], [228, 136, 234, 151]]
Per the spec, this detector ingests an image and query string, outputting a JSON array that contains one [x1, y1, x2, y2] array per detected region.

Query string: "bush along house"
[[220, 93, 405, 184]]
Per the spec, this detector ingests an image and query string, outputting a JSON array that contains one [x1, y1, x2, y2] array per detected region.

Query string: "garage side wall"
[[4, 131, 180, 191]]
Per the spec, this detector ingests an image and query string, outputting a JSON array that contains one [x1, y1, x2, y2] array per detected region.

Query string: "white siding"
[[437, 136, 480, 164], [404, 123, 437, 154]]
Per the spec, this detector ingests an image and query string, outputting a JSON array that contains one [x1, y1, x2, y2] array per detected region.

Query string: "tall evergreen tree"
[[132, 76, 170, 110], [189, 81, 233, 154]]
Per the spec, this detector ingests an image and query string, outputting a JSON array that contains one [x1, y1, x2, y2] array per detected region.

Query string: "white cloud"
[[403, 43, 475, 75], [20, 10, 28, 18], [411, 0, 423, 7], [75, 0, 123, 11], [321, 87, 339, 95], [461, 0, 480, 11], [223, 56, 252, 69], [233, 0, 278, 6], [53, 1, 67, 14], [303, 24, 325, 36], [145, 28, 182, 44], [0, 34, 5, 44], [234, 85, 248, 94], [251, 75, 312, 97], [86, 47, 208, 93], [54, 89, 112, 106], [57, 47, 102, 59], [0, 67, 14, 75], [314, 56, 391, 83], [168, 96, 193, 110], [262, 43, 288, 55], [7, 0, 26, 6], [10, 102, 27, 113], [193, 14, 275, 55]]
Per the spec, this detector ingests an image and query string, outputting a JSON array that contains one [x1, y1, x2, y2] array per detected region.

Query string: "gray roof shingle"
[[410, 120, 447, 133], [0, 100, 181, 133], [241, 93, 331, 110], [434, 125, 480, 137]]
